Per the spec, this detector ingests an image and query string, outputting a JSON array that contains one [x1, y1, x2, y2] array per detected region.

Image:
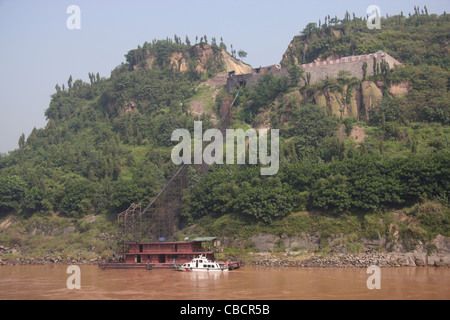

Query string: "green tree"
[[18, 133, 25, 149], [60, 177, 94, 218], [306, 72, 311, 86], [288, 64, 304, 87], [310, 174, 351, 213], [0, 175, 27, 212], [234, 181, 294, 223], [373, 57, 377, 75], [22, 186, 45, 213], [110, 178, 142, 212], [238, 50, 247, 59], [362, 61, 368, 80], [289, 104, 339, 150], [245, 74, 288, 121], [68, 75, 73, 89]]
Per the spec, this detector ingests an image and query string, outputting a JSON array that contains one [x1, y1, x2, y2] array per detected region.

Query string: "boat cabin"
[[123, 237, 218, 267]]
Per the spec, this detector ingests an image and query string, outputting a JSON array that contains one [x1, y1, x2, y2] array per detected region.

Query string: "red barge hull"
[[99, 261, 242, 270]]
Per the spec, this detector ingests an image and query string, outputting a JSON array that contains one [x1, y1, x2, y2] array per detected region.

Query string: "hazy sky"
[[0, 0, 448, 153]]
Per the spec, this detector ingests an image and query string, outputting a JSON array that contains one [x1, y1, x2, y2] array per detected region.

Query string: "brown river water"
[[0, 265, 448, 300]]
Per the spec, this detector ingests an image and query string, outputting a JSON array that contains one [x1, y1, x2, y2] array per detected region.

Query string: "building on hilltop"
[[226, 51, 401, 92], [226, 64, 289, 91]]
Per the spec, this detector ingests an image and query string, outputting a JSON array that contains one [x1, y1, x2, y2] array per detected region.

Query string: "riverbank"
[[0, 244, 106, 266], [1, 244, 448, 269], [249, 251, 449, 268], [1, 209, 449, 269]]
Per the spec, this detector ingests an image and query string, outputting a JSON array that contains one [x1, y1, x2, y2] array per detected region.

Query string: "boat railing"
[[125, 247, 215, 254], [192, 248, 212, 253]]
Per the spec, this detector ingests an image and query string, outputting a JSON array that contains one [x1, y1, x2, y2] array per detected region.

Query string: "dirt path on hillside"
[[190, 72, 228, 120]]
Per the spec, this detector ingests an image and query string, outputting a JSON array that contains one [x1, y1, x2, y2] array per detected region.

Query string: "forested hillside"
[[0, 8, 448, 263], [182, 9, 450, 251]]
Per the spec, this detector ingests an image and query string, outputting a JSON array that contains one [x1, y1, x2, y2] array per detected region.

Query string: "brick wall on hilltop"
[[226, 52, 401, 92]]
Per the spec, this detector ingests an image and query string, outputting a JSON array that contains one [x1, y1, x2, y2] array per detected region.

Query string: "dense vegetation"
[[181, 8, 449, 241], [283, 7, 449, 69], [0, 8, 449, 258], [0, 41, 203, 219], [282, 8, 449, 125]]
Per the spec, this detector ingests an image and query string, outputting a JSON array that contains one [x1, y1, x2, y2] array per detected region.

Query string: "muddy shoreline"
[[1, 250, 448, 269], [249, 251, 449, 268]]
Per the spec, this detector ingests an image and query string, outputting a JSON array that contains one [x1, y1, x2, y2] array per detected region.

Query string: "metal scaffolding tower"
[[116, 85, 240, 251]]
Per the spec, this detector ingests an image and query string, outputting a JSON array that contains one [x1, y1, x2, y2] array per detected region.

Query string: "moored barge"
[[99, 237, 242, 270]]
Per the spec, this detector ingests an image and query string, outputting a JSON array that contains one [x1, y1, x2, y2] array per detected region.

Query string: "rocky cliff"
[[270, 79, 408, 123], [311, 81, 384, 120], [135, 43, 253, 76]]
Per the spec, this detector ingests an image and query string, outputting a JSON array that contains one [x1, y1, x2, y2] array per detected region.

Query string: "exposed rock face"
[[300, 81, 383, 120], [136, 44, 252, 76], [170, 52, 188, 72], [220, 50, 253, 75], [189, 44, 252, 75], [295, 77, 411, 121], [277, 31, 404, 121], [250, 233, 320, 252], [247, 232, 450, 268], [229, 48, 404, 121], [189, 44, 215, 73], [106, 100, 138, 117], [361, 81, 383, 118], [388, 81, 411, 97]]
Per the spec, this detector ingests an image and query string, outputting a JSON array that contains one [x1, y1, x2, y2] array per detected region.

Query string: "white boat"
[[176, 254, 229, 272]]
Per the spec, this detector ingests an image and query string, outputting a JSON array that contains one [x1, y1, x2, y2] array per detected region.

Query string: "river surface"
[[0, 265, 448, 300]]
